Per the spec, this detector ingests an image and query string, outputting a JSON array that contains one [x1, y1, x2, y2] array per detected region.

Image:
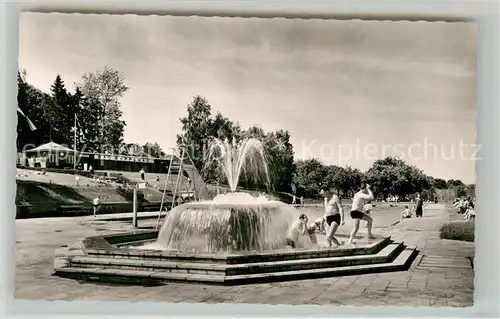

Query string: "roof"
[[24, 142, 76, 154]]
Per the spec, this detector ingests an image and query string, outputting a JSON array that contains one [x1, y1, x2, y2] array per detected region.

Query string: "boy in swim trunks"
[[307, 216, 326, 244], [285, 213, 308, 248], [324, 194, 344, 247], [347, 183, 375, 245]]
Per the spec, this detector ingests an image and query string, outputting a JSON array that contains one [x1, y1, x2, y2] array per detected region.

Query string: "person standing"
[[324, 194, 344, 247], [285, 214, 308, 248], [92, 196, 100, 217], [415, 193, 424, 217], [347, 183, 375, 245], [139, 168, 145, 180]]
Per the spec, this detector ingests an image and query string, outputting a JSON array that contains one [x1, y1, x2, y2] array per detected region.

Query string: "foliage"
[[292, 158, 326, 198], [447, 179, 465, 188], [76, 66, 129, 151], [440, 221, 475, 242], [177, 96, 241, 172], [119, 142, 166, 158], [433, 178, 448, 189], [18, 69, 165, 157], [456, 185, 468, 198], [365, 157, 433, 200], [116, 185, 145, 203]]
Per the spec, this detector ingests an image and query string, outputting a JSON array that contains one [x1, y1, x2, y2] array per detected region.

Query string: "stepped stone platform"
[[54, 230, 419, 286]]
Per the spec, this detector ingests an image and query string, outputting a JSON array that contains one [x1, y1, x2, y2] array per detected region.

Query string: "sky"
[[18, 13, 477, 183]]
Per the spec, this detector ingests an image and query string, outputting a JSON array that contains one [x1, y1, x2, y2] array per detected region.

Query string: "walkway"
[[14, 204, 473, 307]]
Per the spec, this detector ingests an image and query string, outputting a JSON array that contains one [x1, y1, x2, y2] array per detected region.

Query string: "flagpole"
[[73, 113, 77, 169]]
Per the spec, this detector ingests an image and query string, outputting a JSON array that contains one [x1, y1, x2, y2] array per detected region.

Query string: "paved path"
[[14, 204, 473, 307]]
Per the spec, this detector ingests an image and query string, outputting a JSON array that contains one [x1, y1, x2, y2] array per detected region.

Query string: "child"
[[92, 196, 100, 217], [307, 216, 326, 244], [400, 205, 411, 220], [285, 213, 308, 248]]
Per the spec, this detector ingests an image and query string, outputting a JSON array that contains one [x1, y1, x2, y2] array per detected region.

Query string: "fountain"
[[53, 137, 419, 285], [155, 137, 298, 253]]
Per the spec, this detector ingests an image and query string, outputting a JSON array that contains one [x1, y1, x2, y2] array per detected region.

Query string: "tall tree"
[[73, 87, 103, 152], [293, 158, 326, 198], [176, 96, 214, 171], [77, 66, 129, 152], [50, 74, 73, 145]]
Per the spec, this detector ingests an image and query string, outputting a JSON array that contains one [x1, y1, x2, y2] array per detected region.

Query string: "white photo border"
[[1, 0, 498, 318]]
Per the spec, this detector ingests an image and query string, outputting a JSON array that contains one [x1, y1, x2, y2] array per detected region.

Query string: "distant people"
[[285, 213, 308, 248], [400, 205, 412, 221], [324, 194, 344, 247], [292, 194, 297, 205], [347, 183, 375, 245], [156, 175, 160, 182], [187, 177, 192, 189], [415, 193, 424, 217], [300, 196, 304, 207], [89, 165, 94, 175], [92, 196, 100, 217], [139, 168, 145, 180], [464, 206, 475, 221], [307, 216, 326, 245]]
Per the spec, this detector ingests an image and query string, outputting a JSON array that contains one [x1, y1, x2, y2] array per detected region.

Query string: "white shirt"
[[351, 190, 374, 212], [401, 208, 410, 217], [286, 220, 307, 242], [93, 197, 100, 205]]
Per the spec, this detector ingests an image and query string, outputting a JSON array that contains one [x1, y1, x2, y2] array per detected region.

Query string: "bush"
[[440, 221, 475, 242], [116, 186, 145, 203]]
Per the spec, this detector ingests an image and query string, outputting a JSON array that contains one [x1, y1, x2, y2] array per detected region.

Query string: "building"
[[19, 141, 176, 174]]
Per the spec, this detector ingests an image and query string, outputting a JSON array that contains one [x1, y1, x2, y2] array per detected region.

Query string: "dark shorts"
[[416, 207, 423, 216], [307, 227, 316, 235], [285, 238, 296, 248], [93, 204, 100, 208], [325, 214, 341, 226], [350, 210, 365, 219]]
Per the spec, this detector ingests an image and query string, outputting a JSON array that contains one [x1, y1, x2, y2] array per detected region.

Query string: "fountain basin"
[[54, 230, 419, 285]]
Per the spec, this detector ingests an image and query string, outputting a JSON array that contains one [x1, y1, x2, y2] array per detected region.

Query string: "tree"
[[17, 70, 51, 150], [74, 88, 104, 152], [142, 142, 165, 158], [433, 178, 448, 189], [456, 185, 468, 198], [177, 96, 214, 171], [447, 179, 464, 188], [338, 166, 364, 199], [293, 158, 326, 198], [77, 66, 129, 152], [50, 74, 77, 146], [365, 156, 432, 200], [466, 184, 475, 198]]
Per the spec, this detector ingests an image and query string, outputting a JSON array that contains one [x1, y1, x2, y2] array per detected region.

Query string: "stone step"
[[224, 248, 418, 285], [56, 247, 418, 285], [85, 236, 392, 265], [69, 243, 404, 276]]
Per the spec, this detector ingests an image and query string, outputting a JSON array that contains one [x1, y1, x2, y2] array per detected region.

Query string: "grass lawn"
[[440, 221, 475, 242]]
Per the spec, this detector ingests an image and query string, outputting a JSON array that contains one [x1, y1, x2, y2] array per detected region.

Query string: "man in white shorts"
[[347, 182, 375, 245]]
